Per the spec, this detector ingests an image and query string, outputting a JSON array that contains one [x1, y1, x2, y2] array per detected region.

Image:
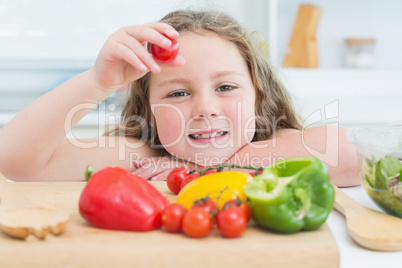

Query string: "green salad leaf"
[[381, 157, 402, 178], [362, 156, 402, 217]]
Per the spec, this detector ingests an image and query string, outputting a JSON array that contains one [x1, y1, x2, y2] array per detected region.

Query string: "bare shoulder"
[[275, 125, 349, 139], [274, 128, 301, 138]]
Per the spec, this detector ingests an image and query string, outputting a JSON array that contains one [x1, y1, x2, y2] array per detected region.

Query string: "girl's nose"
[[191, 94, 220, 119]]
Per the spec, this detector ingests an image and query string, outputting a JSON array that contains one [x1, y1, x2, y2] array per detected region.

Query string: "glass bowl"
[[349, 124, 402, 218]]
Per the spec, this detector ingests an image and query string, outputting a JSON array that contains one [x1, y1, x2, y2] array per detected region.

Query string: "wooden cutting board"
[[0, 175, 339, 268]]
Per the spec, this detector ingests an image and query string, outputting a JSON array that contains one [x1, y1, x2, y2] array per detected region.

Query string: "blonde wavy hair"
[[107, 9, 301, 153]]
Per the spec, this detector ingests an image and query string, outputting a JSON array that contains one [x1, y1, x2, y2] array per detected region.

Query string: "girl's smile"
[[149, 31, 256, 166], [187, 129, 229, 144]]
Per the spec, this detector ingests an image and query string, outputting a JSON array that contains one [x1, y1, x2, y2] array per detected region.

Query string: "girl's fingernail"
[[162, 39, 171, 47], [133, 160, 140, 168], [139, 64, 148, 72], [176, 56, 185, 65], [151, 64, 161, 73]]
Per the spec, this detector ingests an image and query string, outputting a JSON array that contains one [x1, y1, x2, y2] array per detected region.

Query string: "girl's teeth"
[[190, 132, 225, 140]]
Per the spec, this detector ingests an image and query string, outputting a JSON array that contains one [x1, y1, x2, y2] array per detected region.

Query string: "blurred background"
[[0, 0, 401, 138]]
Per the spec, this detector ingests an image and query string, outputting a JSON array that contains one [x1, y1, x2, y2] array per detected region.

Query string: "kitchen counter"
[[0, 174, 401, 267], [329, 186, 402, 267]]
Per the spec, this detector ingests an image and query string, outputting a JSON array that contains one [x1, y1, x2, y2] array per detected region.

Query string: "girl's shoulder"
[[273, 128, 301, 139]]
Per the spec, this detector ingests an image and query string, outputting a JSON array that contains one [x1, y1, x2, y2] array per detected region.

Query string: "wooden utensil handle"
[[333, 185, 362, 216]]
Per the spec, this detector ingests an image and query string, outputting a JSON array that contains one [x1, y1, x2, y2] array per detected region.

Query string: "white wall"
[[2, 0, 400, 67], [280, 69, 402, 128], [1, 0, 401, 132], [0, 0, 269, 60]]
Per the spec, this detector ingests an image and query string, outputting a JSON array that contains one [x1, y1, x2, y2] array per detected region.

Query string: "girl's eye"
[[216, 85, 235, 92], [167, 91, 189, 98]]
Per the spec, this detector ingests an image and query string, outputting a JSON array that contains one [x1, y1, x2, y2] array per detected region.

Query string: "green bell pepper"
[[244, 157, 334, 233]]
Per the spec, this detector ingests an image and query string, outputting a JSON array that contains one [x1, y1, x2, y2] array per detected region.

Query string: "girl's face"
[[149, 32, 256, 166]]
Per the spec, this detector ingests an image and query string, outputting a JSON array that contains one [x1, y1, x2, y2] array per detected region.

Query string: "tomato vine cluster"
[[166, 165, 262, 195], [163, 165, 256, 238], [161, 195, 251, 238]]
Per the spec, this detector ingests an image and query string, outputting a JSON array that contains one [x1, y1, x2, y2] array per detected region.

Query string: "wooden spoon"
[[0, 176, 69, 239], [333, 185, 402, 251]]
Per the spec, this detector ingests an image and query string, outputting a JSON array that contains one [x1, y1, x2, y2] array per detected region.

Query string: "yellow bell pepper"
[[176, 171, 252, 209]]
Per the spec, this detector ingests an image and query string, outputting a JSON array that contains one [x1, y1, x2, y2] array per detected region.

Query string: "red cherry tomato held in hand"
[[216, 206, 247, 238], [150, 37, 179, 62], [167, 167, 189, 194], [180, 173, 199, 189], [226, 199, 252, 222], [161, 203, 188, 233], [182, 207, 212, 238]]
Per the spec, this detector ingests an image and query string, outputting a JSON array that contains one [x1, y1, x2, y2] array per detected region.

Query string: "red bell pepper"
[[79, 166, 169, 232]]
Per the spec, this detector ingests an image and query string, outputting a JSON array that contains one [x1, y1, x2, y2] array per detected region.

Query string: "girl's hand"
[[90, 23, 185, 90], [133, 157, 198, 181]]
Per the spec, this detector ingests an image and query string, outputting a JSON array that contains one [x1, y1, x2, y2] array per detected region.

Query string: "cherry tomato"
[[180, 173, 199, 189], [248, 170, 263, 177], [226, 199, 252, 222], [192, 197, 218, 219], [150, 36, 179, 62], [161, 203, 188, 233], [216, 206, 247, 238], [182, 207, 212, 238], [167, 167, 188, 194]]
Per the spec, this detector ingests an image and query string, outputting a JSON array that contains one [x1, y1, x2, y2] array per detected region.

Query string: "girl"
[[0, 10, 359, 186]]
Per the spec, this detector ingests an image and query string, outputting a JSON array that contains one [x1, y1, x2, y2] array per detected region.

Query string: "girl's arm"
[[230, 125, 360, 187], [132, 125, 359, 186], [0, 23, 184, 182]]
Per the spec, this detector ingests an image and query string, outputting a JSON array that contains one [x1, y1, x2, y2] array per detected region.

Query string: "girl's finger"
[[124, 24, 176, 50], [117, 24, 183, 72], [133, 159, 181, 179], [133, 165, 164, 180], [115, 28, 163, 73], [151, 170, 172, 181], [120, 38, 161, 73], [145, 22, 179, 40], [133, 156, 165, 171], [133, 158, 150, 168], [161, 55, 186, 67], [113, 42, 148, 72], [132, 167, 149, 177]]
